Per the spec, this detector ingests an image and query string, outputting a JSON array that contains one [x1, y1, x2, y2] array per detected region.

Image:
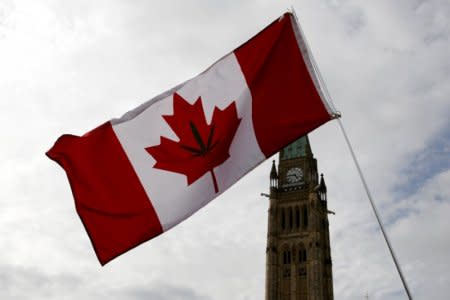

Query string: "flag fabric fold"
[[47, 12, 336, 265]]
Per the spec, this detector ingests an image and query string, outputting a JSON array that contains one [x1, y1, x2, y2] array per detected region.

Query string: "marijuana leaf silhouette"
[[146, 93, 241, 193]]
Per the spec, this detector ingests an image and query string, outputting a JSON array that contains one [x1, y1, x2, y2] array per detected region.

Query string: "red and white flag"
[[47, 12, 336, 265]]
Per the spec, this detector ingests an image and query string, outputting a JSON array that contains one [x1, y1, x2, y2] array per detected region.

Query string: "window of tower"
[[282, 250, 291, 264], [295, 206, 300, 228], [298, 245, 307, 263], [288, 207, 293, 230], [281, 209, 286, 230], [302, 205, 308, 228]]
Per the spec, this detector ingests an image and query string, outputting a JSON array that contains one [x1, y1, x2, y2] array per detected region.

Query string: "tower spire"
[[270, 160, 278, 179], [270, 160, 278, 191], [316, 173, 327, 202]]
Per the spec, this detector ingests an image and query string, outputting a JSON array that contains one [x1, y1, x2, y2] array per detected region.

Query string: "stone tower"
[[265, 136, 333, 300]]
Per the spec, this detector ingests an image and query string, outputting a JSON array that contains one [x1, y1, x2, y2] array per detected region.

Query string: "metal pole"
[[337, 118, 413, 300]]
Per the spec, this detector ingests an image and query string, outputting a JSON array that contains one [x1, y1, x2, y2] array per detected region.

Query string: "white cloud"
[[0, 0, 449, 299]]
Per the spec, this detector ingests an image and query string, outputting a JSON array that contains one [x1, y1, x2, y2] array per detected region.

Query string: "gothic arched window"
[[295, 206, 300, 229], [298, 244, 307, 263], [282, 249, 291, 265], [281, 209, 286, 231], [302, 205, 308, 229], [288, 207, 293, 230]]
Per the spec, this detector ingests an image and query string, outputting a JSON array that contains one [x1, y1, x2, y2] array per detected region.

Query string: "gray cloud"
[[123, 283, 211, 300], [395, 123, 450, 199], [0, 264, 83, 299]]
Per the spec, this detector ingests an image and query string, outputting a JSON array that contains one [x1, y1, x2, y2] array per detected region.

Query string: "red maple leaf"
[[146, 93, 241, 193]]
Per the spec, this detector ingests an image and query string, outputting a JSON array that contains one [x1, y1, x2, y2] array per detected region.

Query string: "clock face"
[[286, 167, 303, 184]]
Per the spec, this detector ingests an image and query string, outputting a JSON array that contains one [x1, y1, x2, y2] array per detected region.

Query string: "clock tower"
[[265, 136, 333, 300]]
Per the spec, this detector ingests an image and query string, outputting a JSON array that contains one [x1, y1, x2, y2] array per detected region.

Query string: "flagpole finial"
[[332, 111, 342, 119]]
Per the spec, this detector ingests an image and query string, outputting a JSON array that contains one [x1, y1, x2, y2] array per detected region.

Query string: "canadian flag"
[[47, 12, 336, 265]]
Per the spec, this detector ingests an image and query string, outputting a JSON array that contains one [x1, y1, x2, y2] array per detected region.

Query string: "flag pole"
[[336, 118, 413, 300], [290, 7, 413, 300]]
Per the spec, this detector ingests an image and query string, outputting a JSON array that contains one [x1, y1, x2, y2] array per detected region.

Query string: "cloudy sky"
[[1, 0, 449, 299]]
